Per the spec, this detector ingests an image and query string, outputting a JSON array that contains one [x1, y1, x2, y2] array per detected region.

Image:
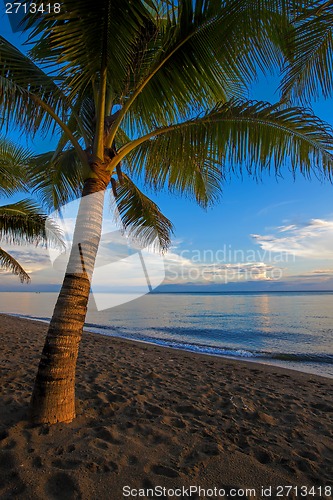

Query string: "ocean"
[[1, 291, 333, 379]]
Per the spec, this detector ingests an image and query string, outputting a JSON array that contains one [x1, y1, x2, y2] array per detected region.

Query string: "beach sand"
[[0, 313, 332, 500]]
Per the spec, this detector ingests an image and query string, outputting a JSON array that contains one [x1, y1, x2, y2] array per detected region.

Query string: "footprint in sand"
[[32, 456, 43, 468], [52, 459, 82, 470], [94, 426, 121, 444], [0, 450, 17, 470], [94, 439, 109, 450], [162, 416, 187, 429], [200, 442, 220, 456], [107, 393, 127, 403], [85, 460, 118, 473], [144, 402, 164, 416], [3, 439, 16, 450], [150, 464, 180, 478], [0, 430, 9, 442], [175, 404, 203, 417], [45, 472, 81, 500], [312, 402, 333, 412], [253, 447, 274, 465], [127, 455, 138, 465]]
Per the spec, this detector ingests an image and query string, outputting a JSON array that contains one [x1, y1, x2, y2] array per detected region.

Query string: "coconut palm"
[[0, 139, 64, 282], [1, 0, 333, 424]]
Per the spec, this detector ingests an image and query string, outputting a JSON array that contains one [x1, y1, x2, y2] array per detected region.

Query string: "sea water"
[[1, 291, 332, 379]]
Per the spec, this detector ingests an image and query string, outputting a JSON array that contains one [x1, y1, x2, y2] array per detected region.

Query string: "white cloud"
[[163, 249, 282, 283], [0, 245, 51, 274], [251, 218, 333, 259], [311, 269, 333, 275]]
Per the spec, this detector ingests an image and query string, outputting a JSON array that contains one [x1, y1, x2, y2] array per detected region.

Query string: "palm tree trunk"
[[30, 174, 109, 424]]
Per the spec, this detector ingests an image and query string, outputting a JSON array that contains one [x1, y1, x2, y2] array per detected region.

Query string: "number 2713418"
[[5, 3, 61, 14]]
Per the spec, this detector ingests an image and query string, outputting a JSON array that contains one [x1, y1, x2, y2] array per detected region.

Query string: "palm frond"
[[79, 97, 96, 144], [0, 137, 31, 195], [281, 0, 333, 102], [119, 99, 333, 203], [110, 0, 294, 138], [29, 150, 84, 210], [21, 0, 293, 140], [0, 247, 31, 283], [27, 0, 153, 104], [0, 36, 69, 137], [114, 174, 174, 251], [0, 199, 64, 248]]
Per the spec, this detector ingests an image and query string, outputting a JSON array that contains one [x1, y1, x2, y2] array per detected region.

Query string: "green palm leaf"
[[0, 36, 69, 136], [28, 0, 154, 104], [114, 174, 174, 251], [281, 0, 333, 102], [28, 150, 84, 210], [0, 200, 64, 248], [0, 138, 31, 195], [22, 0, 292, 141], [0, 247, 31, 283], [117, 99, 333, 206], [108, 0, 293, 139]]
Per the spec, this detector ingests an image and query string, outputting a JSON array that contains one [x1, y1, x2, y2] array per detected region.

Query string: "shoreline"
[[4, 311, 333, 381], [1, 313, 333, 499]]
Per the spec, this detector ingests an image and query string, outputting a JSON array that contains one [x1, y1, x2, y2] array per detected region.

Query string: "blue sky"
[[1, 10, 333, 292]]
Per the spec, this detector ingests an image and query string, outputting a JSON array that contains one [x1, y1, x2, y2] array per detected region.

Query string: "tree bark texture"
[[30, 175, 109, 424]]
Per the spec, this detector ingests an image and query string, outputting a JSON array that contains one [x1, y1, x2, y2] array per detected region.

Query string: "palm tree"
[[1, 0, 333, 424], [0, 139, 64, 282]]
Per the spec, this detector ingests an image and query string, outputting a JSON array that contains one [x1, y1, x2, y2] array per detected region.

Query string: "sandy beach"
[[0, 313, 332, 499]]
